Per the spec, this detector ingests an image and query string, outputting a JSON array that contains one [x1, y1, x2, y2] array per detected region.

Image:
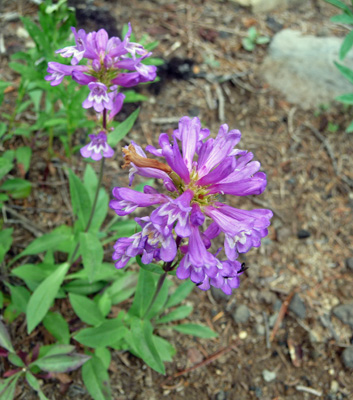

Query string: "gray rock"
[[342, 347, 353, 369], [232, 304, 250, 324], [289, 293, 306, 319], [258, 290, 277, 305], [215, 391, 227, 400], [262, 369, 276, 382], [255, 324, 266, 336], [333, 303, 353, 328], [345, 257, 353, 271], [261, 29, 353, 109], [231, 0, 305, 13]]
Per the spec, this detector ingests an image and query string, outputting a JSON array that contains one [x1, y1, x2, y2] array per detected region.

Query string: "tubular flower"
[[46, 24, 156, 114], [80, 132, 114, 160], [110, 116, 273, 294]]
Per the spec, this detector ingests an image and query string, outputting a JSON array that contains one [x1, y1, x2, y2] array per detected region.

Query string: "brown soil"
[[1, 0, 353, 399]]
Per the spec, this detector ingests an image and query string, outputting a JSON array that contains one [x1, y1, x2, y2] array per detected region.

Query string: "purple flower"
[[45, 62, 76, 86], [80, 132, 114, 161], [110, 116, 273, 294], [56, 27, 87, 65], [82, 82, 113, 112]]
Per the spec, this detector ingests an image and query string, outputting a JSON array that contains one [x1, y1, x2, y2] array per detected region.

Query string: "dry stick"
[[303, 123, 353, 188], [164, 341, 239, 381], [2, 205, 44, 237], [269, 290, 297, 342]]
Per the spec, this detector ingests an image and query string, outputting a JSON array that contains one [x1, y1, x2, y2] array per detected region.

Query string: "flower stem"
[[142, 236, 182, 319]]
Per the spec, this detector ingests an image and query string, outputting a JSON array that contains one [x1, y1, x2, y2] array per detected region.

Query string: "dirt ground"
[[1, 0, 353, 399]]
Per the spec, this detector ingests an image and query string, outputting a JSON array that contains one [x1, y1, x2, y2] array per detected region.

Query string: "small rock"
[[232, 304, 250, 324], [188, 106, 200, 117], [266, 16, 283, 33], [239, 330, 247, 339], [255, 324, 265, 336], [262, 369, 276, 382], [273, 299, 282, 312], [215, 391, 227, 400], [276, 226, 292, 243], [258, 290, 277, 305], [211, 286, 229, 302], [269, 312, 279, 328], [219, 31, 231, 39], [342, 346, 353, 369], [297, 229, 311, 239], [333, 303, 353, 329], [345, 257, 353, 271], [289, 293, 306, 319]]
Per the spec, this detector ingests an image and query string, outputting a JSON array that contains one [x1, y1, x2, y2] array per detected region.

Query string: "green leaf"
[[43, 312, 70, 344], [95, 347, 111, 370], [247, 26, 258, 41], [106, 271, 137, 305], [108, 108, 140, 147], [0, 158, 13, 180], [156, 305, 193, 324], [0, 319, 14, 352], [324, 0, 353, 14], [123, 90, 148, 103], [0, 122, 7, 137], [171, 323, 218, 338], [340, 30, 353, 59], [128, 318, 165, 374], [66, 262, 120, 282], [128, 268, 156, 318], [331, 14, 353, 24], [63, 279, 106, 295], [8, 353, 25, 367], [136, 256, 164, 275], [165, 280, 194, 308], [15, 146, 32, 173], [11, 263, 59, 286], [69, 293, 104, 326], [42, 344, 75, 357], [153, 335, 176, 362], [89, 189, 109, 232], [68, 169, 92, 229], [96, 292, 112, 318], [0, 291, 3, 308], [7, 284, 30, 314], [0, 375, 20, 400], [26, 262, 70, 333], [25, 372, 49, 400], [32, 353, 90, 373], [256, 36, 270, 45], [335, 92, 353, 104], [83, 164, 98, 202], [19, 226, 73, 257], [0, 178, 31, 199], [74, 318, 128, 348], [79, 232, 103, 283], [335, 61, 353, 84], [346, 118, 353, 132], [242, 37, 255, 51], [0, 228, 13, 264], [82, 355, 112, 400]]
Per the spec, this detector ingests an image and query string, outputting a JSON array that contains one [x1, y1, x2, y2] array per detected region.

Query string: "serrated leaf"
[[0, 319, 14, 352], [26, 262, 70, 333], [69, 293, 104, 326], [171, 323, 218, 338], [43, 312, 70, 344], [74, 318, 128, 348], [82, 355, 112, 400], [156, 305, 193, 324], [108, 108, 140, 147], [79, 232, 103, 283], [32, 353, 90, 373]]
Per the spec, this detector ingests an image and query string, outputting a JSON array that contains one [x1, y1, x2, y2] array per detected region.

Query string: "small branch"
[[270, 290, 296, 342], [215, 83, 225, 122], [2, 205, 44, 237], [295, 386, 322, 397]]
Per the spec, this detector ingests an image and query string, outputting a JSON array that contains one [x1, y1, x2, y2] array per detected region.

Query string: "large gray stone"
[[232, 0, 304, 12], [261, 30, 353, 109]]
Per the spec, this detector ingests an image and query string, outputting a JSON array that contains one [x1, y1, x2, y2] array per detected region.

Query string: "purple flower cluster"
[[109, 116, 273, 295], [46, 24, 157, 161]]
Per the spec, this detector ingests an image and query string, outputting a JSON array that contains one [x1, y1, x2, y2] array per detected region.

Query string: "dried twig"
[[295, 385, 322, 397], [270, 290, 296, 342], [151, 117, 181, 125], [250, 197, 286, 222], [3, 205, 44, 237], [165, 342, 239, 381], [303, 123, 353, 188]]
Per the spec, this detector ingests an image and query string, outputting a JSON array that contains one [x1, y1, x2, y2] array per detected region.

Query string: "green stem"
[[142, 236, 183, 319]]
